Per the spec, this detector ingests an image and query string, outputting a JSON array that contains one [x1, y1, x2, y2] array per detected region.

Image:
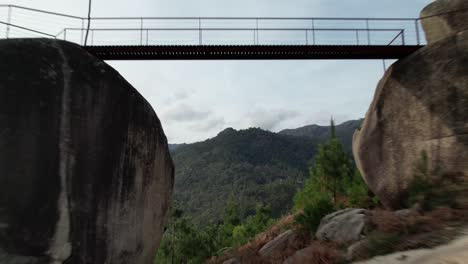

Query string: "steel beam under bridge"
[[84, 45, 423, 60]]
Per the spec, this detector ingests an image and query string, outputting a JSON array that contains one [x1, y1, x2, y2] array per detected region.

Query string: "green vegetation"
[[367, 231, 404, 257], [405, 151, 459, 210], [294, 195, 334, 234], [347, 170, 376, 209], [155, 199, 274, 264], [172, 128, 319, 225], [279, 119, 363, 154], [293, 119, 374, 235], [159, 119, 370, 262], [171, 120, 362, 225]]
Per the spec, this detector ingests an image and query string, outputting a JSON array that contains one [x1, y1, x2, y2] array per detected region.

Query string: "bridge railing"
[[0, 5, 425, 47]]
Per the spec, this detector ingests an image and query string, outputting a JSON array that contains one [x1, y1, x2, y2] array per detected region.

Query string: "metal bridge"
[[0, 5, 426, 60]]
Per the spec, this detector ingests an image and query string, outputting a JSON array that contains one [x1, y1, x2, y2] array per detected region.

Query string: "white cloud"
[[246, 108, 299, 131], [0, 0, 433, 143], [189, 117, 226, 132], [164, 104, 211, 123]]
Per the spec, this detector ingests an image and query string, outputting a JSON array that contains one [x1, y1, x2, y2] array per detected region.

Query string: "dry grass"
[[207, 214, 305, 264], [365, 207, 468, 260], [210, 207, 468, 264], [284, 241, 342, 264], [370, 210, 405, 233]]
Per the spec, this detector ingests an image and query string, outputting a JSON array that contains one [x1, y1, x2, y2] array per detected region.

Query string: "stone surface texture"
[[0, 39, 174, 264], [282, 245, 314, 264], [420, 0, 468, 44], [316, 209, 370, 244], [258, 230, 296, 259], [353, 7, 468, 207]]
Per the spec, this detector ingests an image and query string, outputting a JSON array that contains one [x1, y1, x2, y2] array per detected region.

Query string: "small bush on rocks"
[[294, 196, 335, 236]]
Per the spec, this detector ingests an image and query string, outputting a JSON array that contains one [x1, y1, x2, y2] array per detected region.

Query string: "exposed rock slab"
[[420, 0, 468, 44], [0, 39, 174, 264], [316, 209, 370, 244], [353, 29, 468, 208], [282, 245, 313, 264], [259, 230, 296, 259]]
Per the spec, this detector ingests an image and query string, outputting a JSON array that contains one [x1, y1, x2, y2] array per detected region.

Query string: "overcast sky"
[[0, 0, 432, 143]]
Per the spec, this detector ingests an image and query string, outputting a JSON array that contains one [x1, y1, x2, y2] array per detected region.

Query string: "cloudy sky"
[[0, 0, 432, 143]]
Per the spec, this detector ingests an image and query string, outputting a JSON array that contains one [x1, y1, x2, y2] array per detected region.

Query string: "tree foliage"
[[155, 201, 274, 263], [293, 118, 375, 234], [171, 122, 361, 225]]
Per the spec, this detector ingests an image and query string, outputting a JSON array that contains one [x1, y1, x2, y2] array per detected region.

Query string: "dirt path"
[[354, 227, 468, 264]]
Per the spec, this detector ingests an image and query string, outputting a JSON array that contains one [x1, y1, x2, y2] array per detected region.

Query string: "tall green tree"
[[311, 118, 353, 204]]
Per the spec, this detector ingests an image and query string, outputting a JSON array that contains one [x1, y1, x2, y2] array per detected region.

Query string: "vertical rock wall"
[[353, 0, 468, 208], [0, 39, 174, 264]]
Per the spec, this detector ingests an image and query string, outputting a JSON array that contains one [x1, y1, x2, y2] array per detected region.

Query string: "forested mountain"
[[171, 120, 362, 224], [279, 119, 362, 153]]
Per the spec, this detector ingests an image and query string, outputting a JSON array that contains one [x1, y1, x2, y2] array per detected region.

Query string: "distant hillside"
[[168, 143, 186, 152], [171, 120, 362, 224], [171, 128, 319, 224], [279, 119, 362, 153]]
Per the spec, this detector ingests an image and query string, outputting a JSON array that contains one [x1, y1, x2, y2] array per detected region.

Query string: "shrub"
[[406, 151, 459, 210], [346, 170, 374, 208], [232, 225, 249, 246], [294, 196, 335, 235], [367, 231, 403, 257]]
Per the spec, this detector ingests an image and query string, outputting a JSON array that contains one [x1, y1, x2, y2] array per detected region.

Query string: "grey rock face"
[[259, 230, 296, 259], [282, 246, 311, 264], [353, 28, 468, 208], [0, 39, 174, 264], [420, 0, 468, 44], [316, 209, 369, 244]]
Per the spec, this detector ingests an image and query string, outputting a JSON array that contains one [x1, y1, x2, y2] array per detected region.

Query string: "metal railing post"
[[305, 30, 308, 45], [415, 19, 421, 45], [356, 30, 359, 45], [256, 18, 259, 45], [91, 29, 94, 45], [401, 29, 406, 45], [140, 18, 143, 45], [366, 19, 370, 45], [311, 19, 315, 45], [146, 29, 149, 45], [6, 5, 12, 39], [198, 18, 202, 45], [80, 19, 84, 45], [64, 29, 67, 40]]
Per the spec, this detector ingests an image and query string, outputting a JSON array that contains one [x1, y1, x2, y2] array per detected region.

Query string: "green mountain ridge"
[[279, 119, 363, 153], [171, 119, 362, 224]]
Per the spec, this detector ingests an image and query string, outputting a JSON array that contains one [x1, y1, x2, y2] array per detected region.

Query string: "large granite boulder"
[[420, 0, 468, 44], [0, 39, 174, 264], [353, 8, 468, 208], [316, 209, 370, 244]]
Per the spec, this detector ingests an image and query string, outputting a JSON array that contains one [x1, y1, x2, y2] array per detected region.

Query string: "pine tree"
[[314, 118, 353, 204], [294, 118, 353, 207]]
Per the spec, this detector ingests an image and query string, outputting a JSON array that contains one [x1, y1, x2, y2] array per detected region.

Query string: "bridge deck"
[[85, 45, 424, 60], [0, 5, 427, 60]]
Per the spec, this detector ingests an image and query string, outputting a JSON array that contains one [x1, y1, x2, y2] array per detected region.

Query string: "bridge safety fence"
[[0, 5, 426, 47]]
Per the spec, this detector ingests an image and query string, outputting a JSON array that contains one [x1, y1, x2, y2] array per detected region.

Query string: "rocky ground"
[[355, 226, 468, 264], [211, 205, 468, 264]]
